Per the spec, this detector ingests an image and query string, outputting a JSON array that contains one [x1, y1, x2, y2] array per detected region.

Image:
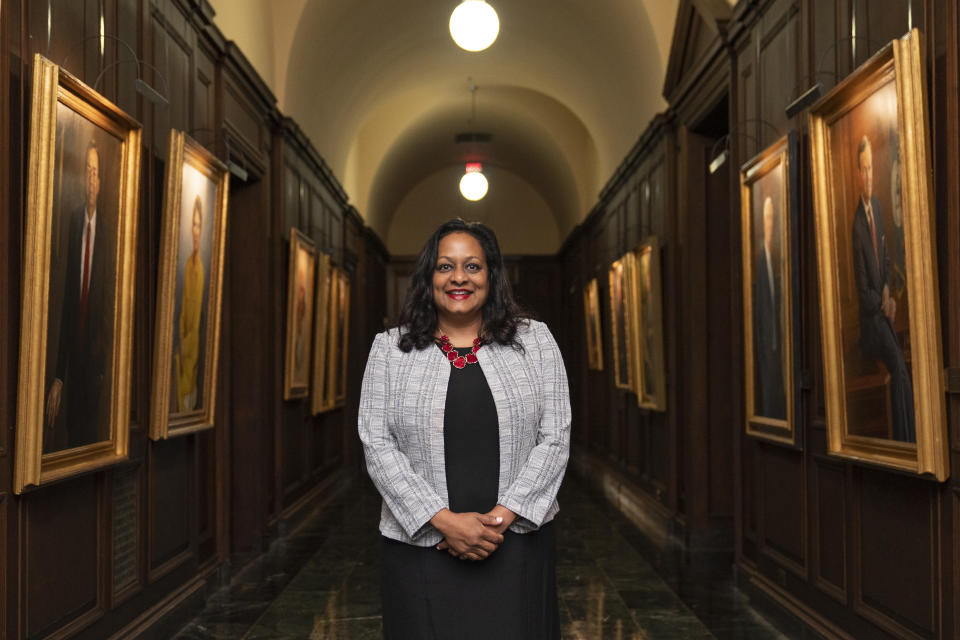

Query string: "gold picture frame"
[[808, 29, 946, 479], [583, 278, 603, 370], [609, 255, 635, 390], [149, 130, 229, 440], [630, 237, 667, 411], [740, 133, 802, 447], [310, 253, 333, 414], [284, 229, 317, 400], [15, 54, 142, 493]]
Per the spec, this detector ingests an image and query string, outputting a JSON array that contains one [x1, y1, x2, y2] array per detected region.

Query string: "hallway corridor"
[[174, 474, 795, 639]]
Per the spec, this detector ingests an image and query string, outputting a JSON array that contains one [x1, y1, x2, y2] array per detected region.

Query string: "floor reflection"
[[175, 474, 794, 639]]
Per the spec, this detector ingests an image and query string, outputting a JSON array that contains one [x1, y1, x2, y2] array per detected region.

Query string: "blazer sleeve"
[[357, 332, 447, 540], [498, 322, 572, 527]]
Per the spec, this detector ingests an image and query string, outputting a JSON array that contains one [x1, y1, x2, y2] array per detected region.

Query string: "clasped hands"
[[430, 505, 517, 562]]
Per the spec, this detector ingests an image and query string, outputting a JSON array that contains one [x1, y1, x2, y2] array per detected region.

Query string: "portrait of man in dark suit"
[[44, 140, 115, 451], [753, 195, 786, 420], [851, 135, 915, 442]]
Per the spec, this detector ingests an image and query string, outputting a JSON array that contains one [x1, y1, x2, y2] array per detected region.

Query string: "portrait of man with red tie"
[[752, 194, 786, 422], [44, 138, 118, 452], [851, 134, 915, 443]]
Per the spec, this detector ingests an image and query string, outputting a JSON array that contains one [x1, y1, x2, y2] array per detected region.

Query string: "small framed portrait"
[[740, 133, 802, 447], [631, 237, 666, 411], [609, 255, 635, 390], [284, 229, 317, 400], [809, 29, 947, 479], [14, 54, 142, 493], [326, 267, 350, 407], [150, 130, 229, 440], [583, 278, 603, 371], [310, 253, 333, 415]]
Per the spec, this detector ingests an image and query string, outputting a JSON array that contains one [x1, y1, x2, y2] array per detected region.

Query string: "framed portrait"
[[325, 267, 350, 407], [609, 256, 635, 390], [630, 237, 667, 411], [149, 130, 229, 440], [740, 133, 802, 447], [310, 253, 333, 415], [583, 278, 603, 370], [14, 54, 142, 493], [808, 29, 947, 480], [284, 229, 317, 400]]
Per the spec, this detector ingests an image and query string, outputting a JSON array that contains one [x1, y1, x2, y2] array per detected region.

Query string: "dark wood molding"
[[671, 49, 731, 128], [105, 573, 209, 640], [663, 0, 730, 105], [691, 0, 733, 27], [741, 563, 857, 640], [344, 204, 364, 232], [190, 1, 227, 57], [596, 113, 672, 207], [217, 40, 279, 181], [569, 450, 677, 550], [222, 42, 278, 118], [276, 117, 349, 206], [559, 116, 672, 257], [663, 1, 697, 100], [809, 456, 847, 605], [364, 226, 390, 263], [277, 467, 353, 531]]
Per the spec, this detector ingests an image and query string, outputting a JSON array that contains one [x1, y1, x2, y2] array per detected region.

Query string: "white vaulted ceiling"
[[208, 0, 678, 254]]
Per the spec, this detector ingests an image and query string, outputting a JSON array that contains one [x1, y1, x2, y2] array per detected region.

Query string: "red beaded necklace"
[[438, 334, 482, 369]]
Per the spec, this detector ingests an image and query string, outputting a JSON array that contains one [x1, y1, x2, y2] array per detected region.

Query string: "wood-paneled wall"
[[732, 2, 953, 638], [0, 1, 387, 638], [563, 0, 960, 638], [561, 115, 690, 543]]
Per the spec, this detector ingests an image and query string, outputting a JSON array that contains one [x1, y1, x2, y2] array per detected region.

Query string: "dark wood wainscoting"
[[561, 1, 960, 639], [0, 1, 387, 638]]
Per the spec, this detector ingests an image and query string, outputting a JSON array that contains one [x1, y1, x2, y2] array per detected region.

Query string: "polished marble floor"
[[173, 474, 798, 639]]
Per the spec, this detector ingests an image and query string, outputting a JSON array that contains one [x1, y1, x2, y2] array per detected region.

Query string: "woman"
[[177, 194, 205, 412], [358, 218, 571, 638]]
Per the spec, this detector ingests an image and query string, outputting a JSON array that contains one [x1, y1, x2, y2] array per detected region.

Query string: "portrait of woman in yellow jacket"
[[176, 194, 206, 411]]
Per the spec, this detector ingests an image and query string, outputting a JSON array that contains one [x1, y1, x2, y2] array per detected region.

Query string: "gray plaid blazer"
[[358, 319, 571, 547]]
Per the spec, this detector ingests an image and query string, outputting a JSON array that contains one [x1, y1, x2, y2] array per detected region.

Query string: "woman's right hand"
[[430, 509, 504, 560]]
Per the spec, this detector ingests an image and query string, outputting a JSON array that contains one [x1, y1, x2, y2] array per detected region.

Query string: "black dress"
[[380, 346, 559, 639]]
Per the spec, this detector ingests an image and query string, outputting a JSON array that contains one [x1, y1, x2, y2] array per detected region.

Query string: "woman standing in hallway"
[[358, 218, 571, 639]]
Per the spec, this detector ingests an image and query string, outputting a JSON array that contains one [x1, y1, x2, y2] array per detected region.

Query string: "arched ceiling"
[[208, 0, 679, 251], [358, 85, 590, 237]]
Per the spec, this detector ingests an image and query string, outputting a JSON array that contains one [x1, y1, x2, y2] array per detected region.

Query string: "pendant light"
[[449, 1, 500, 52], [460, 162, 488, 201]]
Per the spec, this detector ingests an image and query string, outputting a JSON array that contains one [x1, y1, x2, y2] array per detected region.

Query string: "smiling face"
[[432, 231, 489, 326]]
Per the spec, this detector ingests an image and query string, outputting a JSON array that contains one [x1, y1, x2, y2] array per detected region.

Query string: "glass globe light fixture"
[[449, 0, 499, 52], [460, 163, 489, 201]]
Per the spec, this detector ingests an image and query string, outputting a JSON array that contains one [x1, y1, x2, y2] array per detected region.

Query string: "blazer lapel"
[[476, 344, 516, 498]]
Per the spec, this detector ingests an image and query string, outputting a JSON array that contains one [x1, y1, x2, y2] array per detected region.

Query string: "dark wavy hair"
[[395, 218, 527, 352]]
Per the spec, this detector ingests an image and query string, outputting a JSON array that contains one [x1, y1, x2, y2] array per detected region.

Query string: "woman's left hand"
[[438, 505, 517, 559], [481, 505, 517, 535]]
